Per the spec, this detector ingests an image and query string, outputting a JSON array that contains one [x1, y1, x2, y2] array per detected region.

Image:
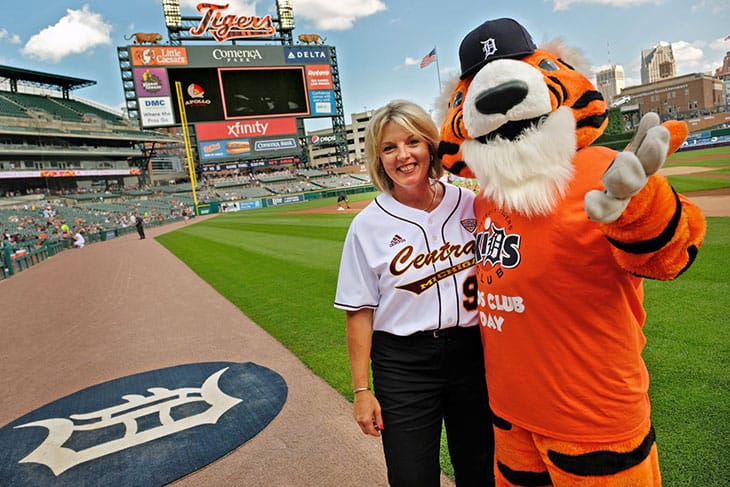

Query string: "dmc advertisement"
[[139, 96, 175, 127]]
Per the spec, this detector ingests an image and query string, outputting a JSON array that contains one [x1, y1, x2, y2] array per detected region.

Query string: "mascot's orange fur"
[[436, 18, 705, 486]]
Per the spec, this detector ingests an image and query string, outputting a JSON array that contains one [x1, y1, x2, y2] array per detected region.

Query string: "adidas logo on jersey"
[[389, 234, 406, 247]]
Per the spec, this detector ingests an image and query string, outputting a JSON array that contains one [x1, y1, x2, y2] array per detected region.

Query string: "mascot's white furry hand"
[[585, 113, 670, 223]]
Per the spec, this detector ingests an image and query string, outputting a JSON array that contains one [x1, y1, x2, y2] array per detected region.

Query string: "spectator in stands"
[[73, 228, 85, 248], [134, 213, 145, 240]]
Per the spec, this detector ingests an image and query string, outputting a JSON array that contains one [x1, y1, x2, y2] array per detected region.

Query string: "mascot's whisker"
[[463, 107, 576, 217]]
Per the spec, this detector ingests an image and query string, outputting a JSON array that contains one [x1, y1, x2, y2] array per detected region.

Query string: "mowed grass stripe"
[[156, 215, 350, 389], [642, 217, 729, 486], [168, 224, 345, 270]]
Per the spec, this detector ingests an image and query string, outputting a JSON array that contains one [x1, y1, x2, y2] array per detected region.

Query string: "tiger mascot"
[[436, 18, 706, 486]]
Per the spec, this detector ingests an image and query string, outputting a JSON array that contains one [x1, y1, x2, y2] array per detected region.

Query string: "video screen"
[[219, 67, 309, 119], [167, 68, 225, 123]]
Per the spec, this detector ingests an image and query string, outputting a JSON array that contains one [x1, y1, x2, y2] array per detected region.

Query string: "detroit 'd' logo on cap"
[[481, 39, 498, 61]]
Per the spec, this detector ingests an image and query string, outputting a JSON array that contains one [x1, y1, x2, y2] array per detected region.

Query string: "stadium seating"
[[4, 92, 86, 122], [52, 98, 124, 124], [0, 95, 30, 118]]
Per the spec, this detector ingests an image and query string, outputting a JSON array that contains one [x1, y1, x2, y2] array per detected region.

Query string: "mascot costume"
[[436, 18, 706, 486]]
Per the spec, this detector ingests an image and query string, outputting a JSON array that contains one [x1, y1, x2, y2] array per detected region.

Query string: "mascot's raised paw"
[[585, 113, 669, 223]]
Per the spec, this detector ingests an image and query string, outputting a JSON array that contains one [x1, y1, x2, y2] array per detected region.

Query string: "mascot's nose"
[[475, 80, 529, 115]]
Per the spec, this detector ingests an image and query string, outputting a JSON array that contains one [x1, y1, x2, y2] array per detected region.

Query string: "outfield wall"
[[197, 184, 375, 214]]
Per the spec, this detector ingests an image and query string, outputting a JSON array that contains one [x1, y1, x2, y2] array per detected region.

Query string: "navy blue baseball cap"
[[459, 18, 537, 79]]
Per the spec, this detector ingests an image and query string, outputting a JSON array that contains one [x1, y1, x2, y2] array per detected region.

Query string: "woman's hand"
[[353, 390, 383, 437]]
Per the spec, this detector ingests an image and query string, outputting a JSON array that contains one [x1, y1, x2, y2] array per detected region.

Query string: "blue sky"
[[0, 0, 728, 132]]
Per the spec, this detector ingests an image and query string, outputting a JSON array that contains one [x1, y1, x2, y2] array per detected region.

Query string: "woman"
[[334, 100, 494, 486]]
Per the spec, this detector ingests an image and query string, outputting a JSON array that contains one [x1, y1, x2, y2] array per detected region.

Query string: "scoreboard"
[[123, 43, 335, 162]]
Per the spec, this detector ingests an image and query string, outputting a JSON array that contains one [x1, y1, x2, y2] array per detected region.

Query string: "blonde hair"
[[364, 99, 442, 194]]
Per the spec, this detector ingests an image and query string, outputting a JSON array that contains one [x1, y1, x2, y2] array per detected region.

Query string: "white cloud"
[[691, 0, 728, 15], [0, 28, 20, 44], [404, 57, 419, 66], [549, 0, 661, 11], [672, 40, 707, 74], [709, 36, 730, 51], [175, 0, 385, 32], [291, 0, 386, 30], [20, 5, 112, 63]]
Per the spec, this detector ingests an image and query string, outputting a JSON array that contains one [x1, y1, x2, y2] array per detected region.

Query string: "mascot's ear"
[[436, 75, 476, 178], [432, 75, 459, 128]]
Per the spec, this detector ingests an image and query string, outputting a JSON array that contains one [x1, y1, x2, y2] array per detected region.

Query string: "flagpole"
[[434, 46, 442, 93]]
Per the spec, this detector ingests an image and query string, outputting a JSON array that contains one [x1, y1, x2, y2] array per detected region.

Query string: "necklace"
[[423, 182, 439, 212]]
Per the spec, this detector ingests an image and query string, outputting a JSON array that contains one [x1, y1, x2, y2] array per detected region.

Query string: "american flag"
[[420, 48, 437, 68]]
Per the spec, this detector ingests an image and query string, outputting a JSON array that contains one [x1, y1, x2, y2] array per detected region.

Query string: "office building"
[[641, 42, 676, 84], [595, 65, 625, 105]]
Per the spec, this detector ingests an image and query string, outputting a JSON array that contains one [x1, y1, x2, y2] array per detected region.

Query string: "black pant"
[[136, 224, 145, 239], [371, 326, 494, 487]]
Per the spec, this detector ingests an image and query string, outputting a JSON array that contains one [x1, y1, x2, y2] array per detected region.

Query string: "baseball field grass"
[[157, 176, 728, 485]]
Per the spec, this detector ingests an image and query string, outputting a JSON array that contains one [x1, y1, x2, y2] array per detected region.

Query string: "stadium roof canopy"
[[0, 65, 96, 98]]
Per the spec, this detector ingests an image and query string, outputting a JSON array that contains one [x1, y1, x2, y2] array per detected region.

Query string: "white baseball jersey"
[[334, 183, 479, 336]]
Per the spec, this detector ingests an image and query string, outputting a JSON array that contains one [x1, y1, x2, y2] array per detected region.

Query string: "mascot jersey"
[[475, 145, 651, 443]]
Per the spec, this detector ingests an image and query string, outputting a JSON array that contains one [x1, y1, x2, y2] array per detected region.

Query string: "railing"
[[0, 217, 183, 280]]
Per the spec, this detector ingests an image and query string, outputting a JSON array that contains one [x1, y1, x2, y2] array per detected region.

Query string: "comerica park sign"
[[190, 3, 276, 43]]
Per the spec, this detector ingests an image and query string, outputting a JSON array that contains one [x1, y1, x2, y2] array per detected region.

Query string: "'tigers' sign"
[[190, 3, 277, 43]]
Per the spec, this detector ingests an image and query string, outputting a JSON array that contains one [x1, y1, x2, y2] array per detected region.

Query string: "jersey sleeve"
[[334, 219, 380, 311]]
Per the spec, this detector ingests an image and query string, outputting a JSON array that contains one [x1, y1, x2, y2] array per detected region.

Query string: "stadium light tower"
[[276, 0, 295, 31], [162, 0, 182, 44], [162, 0, 182, 27]]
